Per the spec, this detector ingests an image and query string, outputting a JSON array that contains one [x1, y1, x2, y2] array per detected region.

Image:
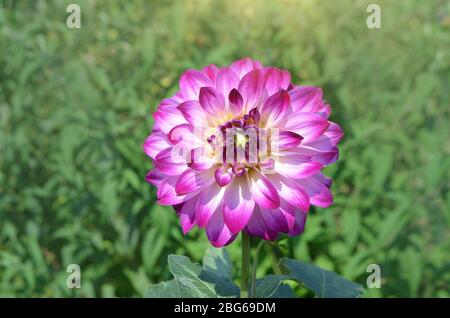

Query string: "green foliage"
[[281, 258, 363, 298], [0, 0, 449, 297], [146, 248, 362, 298], [144, 280, 180, 298], [146, 249, 239, 298], [254, 275, 292, 298]]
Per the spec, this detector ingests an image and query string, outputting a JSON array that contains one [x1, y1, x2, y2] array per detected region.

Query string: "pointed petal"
[[175, 169, 213, 195], [145, 168, 164, 187], [245, 206, 278, 240], [154, 148, 187, 176], [237, 69, 267, 110], [214, 165, 233, 187], [188, 147, 214, 171], [275, 153, 323, 179], [228, 88, 244, 114], [289, 86, 323, 113], [293, 145, 339, 165], [153, 99, 187, 134], [223, 177, 255, 233], [249, 170, 280, 209], [288, 210, 307, 236], [260, 90, 290, 127], [177, 100, 206, 125], [262, 67, 291, 95], [157, 176, 192, 205], [260, 201, 297, 234], [206, 208, 237, 247], [199, 86, 226, 115], [179, 69, 213, 100], [202, 64, 219, 83], [143, 132, 170, 159], [284, 112, 330, 142], [230, 57, 263, 78], [275, 131, 303, 149], [196, 184, 225, 227], [168, 123, 194, 146], [298, 173, 333, 208], [266, 173, 310, 211], [179, 197, 198, 234], [216, 67, 240, 100]]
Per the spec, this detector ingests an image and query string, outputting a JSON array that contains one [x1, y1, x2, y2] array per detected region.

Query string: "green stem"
[[267, 243, 283, 275], [240, 232, 250, 298], [250, 240, 265, 298]]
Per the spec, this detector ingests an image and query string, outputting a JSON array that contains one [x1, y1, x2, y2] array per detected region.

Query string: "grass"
[[0, 0, 449, 297]]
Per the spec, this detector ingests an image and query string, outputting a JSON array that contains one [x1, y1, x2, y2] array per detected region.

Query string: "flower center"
[[207, 108, 272, 176]]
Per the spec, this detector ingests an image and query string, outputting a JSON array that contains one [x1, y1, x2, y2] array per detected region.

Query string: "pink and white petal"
[[313, 172, 332, 188], [275, 153, 323, 179], [151, 122, 161, 133], [228, 88, 244, 115], [298, 173, 333, 208], [179, 69, 213, 100], [172, 92, 185, 104], [275, 131, 303, 149], [260, 90, 290, 128], [177, 100, 207, 125], [286, 145, 339, 166], [196, 184, 225, 227], [154, 148, 187, 176], [298, 122, 343, 164], [314, 146, 339, 165], [323, 122, 344, 146], [237, 69, 267, 110], [157, 176, 192, 205], [154, 98, 187, 134], [249, 170, 280, 209], [199, 86, 226, 116], [317, 103, 331, 118], [206, 208, 237, 247], [260, 201, 297, 234], [266, 173, 310, 212], [262, 67, 291, 95], [143, 132, 170, 159], [145, 168, 164, 187], [283, 112, 330, 142], [288, 210, 308, 236], [289, 86, 323, 113], [179, 196, 199, 234], [188, 147, 215, 171], [223, 177, 255, 234], [202, 64, 220, 83], [230, 57, 263, 79], [245, 206, 278, 241], [215, 67, 240, 101], [214, 165, 233, 187], [175, 169, 214, 195], [168, 123, 194, 145]]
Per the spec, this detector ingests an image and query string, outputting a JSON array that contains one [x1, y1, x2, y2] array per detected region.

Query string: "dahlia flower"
[[144, 57, 343, 247]]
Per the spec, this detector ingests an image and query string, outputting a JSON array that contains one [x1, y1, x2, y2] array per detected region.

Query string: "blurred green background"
[[0, 0, 449, 297]]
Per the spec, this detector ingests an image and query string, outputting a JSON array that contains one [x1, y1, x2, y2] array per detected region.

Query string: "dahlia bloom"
[[144, 58, 343, 247]]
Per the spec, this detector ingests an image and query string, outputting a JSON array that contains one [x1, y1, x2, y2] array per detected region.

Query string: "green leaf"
[[281, 258, 363, 298], [168, 255, 239, 298], [400, 248, 422, 297], [255, 274, 290, 298], [269, 283, 296, 298], [202, 247, 233, 280], [145, 280, 181, 298]]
